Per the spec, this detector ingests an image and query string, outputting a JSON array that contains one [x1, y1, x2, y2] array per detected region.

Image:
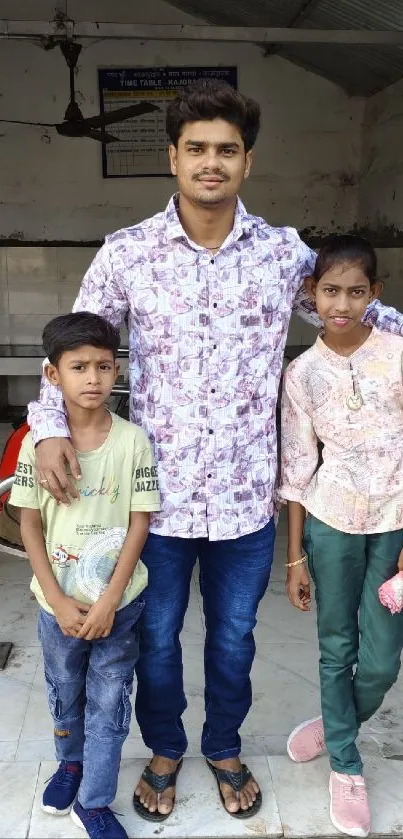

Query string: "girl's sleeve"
[[278, 364, 319, 504]]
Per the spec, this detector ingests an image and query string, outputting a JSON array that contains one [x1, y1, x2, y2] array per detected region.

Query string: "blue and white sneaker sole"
[[71, 807, 88, 833], [41, 802, 74, 815]]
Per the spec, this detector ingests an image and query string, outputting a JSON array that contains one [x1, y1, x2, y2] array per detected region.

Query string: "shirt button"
[[213, 344, 217, 349], [210, 258, 215, 264], [209, 429, 214, 435], [211, 388, 216, 393], [207, 473, 212, 478], [213, 302, 217, 308]]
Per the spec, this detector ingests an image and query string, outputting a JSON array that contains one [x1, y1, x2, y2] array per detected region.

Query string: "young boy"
[[10, 312, 160, 839]]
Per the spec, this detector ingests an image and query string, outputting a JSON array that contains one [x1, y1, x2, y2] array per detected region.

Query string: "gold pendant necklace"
[[346, 362, 363, 411], [346, 393, 363, 411]]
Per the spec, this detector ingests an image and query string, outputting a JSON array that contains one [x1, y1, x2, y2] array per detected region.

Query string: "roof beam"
[[2, 20, 403, 44]]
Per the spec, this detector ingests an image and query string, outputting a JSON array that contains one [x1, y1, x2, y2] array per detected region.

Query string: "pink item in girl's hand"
[[379, 571, 403, 615]]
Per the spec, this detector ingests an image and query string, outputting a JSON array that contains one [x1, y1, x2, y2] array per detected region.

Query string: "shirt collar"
[[315, 326, 379, 369], [163, 193, 254, 247]]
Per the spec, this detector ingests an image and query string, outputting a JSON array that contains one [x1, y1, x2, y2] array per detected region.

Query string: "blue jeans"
[[38, 598, 143, 808], [135, 519, 275, 760]]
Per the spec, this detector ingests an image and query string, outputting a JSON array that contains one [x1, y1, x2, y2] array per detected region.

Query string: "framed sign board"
[[98, 66, 237, 178]]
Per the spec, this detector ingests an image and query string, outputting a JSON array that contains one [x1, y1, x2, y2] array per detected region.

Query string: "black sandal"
[[132, 758, 183, 822], [206, 759, 262, 819]]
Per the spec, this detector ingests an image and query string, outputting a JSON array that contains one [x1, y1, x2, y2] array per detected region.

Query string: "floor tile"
[[29, 762, 86, 838], [2, 646, 40, 687], [268, 755, 340, 838], [255, 580, 317, 644], [0, 556, 31, 585], [16, 736, 170, 763], [183, 593, 205, 643], [0, 584, 39, 647], [31, 758, 281, 839], [157, 637, 322, 742], [240, 643, 320, 738], [358, 729, 403, 759], [0, 676, 31, 741], [3, 496, 403, 839], [0, 761, 39, 839], [19, 665, 50, 742], [363, 678, 403, 736], [15, 740, 55, 763], [365, 755, 403, 835], [124, 736, 262, 761], [252, 735, 291, 756], [182, 642, 205, 691], [0, 741, 18, 760], [268, 754, 403, 837], [122, 737, 152, 759]]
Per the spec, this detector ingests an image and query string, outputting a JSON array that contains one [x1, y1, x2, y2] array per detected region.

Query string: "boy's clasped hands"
[[51, 590, 118, 639]]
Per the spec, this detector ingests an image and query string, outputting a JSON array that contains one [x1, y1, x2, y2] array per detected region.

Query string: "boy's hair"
[[43, 312, 121, 366], [166, 78, 261, 152], [313, 234, 378, 285]]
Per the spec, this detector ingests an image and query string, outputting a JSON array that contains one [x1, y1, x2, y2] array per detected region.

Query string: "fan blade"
[[84, 129, 120, 144], [84, 101, 159, 130], [0, 119, 55, 127], [56, 122, 119, 142]]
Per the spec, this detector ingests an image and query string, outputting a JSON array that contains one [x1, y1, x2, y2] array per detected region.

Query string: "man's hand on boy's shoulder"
[[36, 437, 81, 506], [52, 594, 91, 637], [76, 591, 118, 641]]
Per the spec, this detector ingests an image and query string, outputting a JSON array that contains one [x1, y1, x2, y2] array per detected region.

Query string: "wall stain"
[[1, 226, 403, 249]]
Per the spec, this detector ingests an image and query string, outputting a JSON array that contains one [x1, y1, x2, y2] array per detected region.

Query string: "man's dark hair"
[[166, 79, 261, 152], [313, 234, 378, 286], [43, 312, 120, 366]]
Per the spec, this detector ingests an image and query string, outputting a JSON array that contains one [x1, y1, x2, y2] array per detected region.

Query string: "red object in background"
[[0, 422, 29, 509]]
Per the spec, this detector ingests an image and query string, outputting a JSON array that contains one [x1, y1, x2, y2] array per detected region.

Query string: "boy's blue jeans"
[[135, 519, 275, 760], [38, 597, 143, 809]]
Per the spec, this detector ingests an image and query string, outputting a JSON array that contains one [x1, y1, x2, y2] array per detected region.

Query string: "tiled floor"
[[1, 438, 403, 836]]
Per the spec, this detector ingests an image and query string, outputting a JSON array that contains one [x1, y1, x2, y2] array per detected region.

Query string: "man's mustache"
[[193, 171, 229, 181]]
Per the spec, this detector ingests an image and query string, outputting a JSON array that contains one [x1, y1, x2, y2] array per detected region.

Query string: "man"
[[29, 79, 403, 821]]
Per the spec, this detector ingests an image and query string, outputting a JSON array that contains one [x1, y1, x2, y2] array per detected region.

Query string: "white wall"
[[0, 0, 384, 404], [358, 79, 403, 309], [0, 0, 365, 241], [359, 78, 403, 239]]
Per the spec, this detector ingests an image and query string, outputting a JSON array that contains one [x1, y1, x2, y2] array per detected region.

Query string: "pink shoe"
[[287, 716, 326, 762], [329, 772, 371, 838]]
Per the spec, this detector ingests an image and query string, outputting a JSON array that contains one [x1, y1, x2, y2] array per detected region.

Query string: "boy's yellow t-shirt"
[[10, 413, 160, 614]]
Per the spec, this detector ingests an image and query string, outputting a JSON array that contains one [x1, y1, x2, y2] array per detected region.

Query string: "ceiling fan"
[[0, 42, 159, 143]]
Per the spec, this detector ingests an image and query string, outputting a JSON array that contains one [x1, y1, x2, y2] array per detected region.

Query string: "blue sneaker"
[[71, 800, 128, 839], [42, 760, 83, 815]]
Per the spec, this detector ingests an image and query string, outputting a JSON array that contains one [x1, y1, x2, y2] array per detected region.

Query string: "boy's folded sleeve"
[[278, 364, 319, 504], [131, 430, 161, 512], [9, 433, 40, 510]]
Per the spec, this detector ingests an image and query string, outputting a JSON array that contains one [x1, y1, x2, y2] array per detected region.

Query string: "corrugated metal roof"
[[167, 0, 305, 26], [167, 0, 403, 95]]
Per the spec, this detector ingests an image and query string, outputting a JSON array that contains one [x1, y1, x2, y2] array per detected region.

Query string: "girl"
[[278, 235, 403, 838]]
